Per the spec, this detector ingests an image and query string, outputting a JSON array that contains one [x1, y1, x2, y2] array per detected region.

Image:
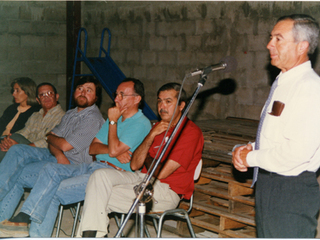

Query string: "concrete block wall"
[[0, 1, 67, 114], [2, 2, 320, 122], [81, 1, 320, 121]]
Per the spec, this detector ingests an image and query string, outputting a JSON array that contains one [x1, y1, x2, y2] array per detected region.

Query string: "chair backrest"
[[193, 159, 202, 181]]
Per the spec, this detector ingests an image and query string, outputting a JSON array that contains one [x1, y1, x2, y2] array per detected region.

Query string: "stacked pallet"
[[184, 118, 259, 237]]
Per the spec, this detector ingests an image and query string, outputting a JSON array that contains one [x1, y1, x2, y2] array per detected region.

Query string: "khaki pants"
[[77, 169, 180, 237]]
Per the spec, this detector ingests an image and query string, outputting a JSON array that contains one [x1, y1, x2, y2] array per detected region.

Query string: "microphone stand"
[[115, 74, 207, 238]]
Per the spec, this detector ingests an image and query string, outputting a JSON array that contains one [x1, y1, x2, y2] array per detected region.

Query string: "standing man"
[[0, 82, 65, 162], [232, 14, 320, 238], [0, 78, 151, 238], [78, 82, 204, 238], [0, 76, 105, 237]]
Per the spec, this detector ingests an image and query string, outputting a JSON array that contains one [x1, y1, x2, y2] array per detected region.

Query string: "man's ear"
[[179, 101, 186, 111], [134, 95, 142, 105], [55, 93, 60, 101], [298, 40, 309, 55], [36, 97, 40, 105]]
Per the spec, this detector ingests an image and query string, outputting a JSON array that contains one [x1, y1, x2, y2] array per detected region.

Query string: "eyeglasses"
[[113, 92, 138, 100], [38, 91, 55, 98]]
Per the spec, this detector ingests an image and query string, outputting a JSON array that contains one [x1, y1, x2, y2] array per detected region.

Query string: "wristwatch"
[[109, 120, 117, 125]]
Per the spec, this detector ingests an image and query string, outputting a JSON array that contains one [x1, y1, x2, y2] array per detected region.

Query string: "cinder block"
[[0, 5, 19, 20], [177, 52, 197, 66], [158, 52, 176, 65], [195, 20, 214, 35], [0, 61, 21, 74], [117, 37, 133, 50], [186, 35, 201, 51], [21, 35, 46, 48], [21, 61, 48, 74], [0, 20, 8, 32], [0, 34, 19, 47], [149, 36, 166, 51], [127, 50, 141, 64], [167, 36, 184, 51], [8, 47, 34, 61], [141, 51, 156, 65], [146, 66, 165, 81], [34, 48, 58, 61], [43, 7, 66, 22], [127, 23, 142, 36], [133, 66, 146, 79], [235, 88, 254, 105]]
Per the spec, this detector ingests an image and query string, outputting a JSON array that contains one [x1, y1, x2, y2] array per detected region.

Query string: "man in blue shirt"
[[0, 78, 151, 237]]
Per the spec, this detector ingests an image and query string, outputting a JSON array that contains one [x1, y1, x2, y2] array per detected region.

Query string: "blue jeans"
[[0, 162, 48, 222], [26, 162, 112, 237], [0, 145, 56, 201]]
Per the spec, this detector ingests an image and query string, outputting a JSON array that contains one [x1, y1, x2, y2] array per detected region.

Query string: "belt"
[[99, 161, 126, 172], [259, 169, 280, 176]]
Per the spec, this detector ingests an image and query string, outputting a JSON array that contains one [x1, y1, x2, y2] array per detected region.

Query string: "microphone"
[[187, 56, 238, 77]]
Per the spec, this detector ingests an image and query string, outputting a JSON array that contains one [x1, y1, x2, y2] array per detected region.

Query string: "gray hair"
[[278, 14, 320, 54]]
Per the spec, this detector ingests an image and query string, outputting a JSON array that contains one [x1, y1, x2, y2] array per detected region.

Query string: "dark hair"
[[157, 82, 187, 105], [11, 77, 38, 106], [75, 76, 102, 108], [122, 78, 145, 108], [277, 14, 320, 54], [36, 82, 58, 97]]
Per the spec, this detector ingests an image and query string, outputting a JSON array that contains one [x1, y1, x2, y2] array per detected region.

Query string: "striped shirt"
[[52, 104, 105, 164], [16, 104, 65, 148]]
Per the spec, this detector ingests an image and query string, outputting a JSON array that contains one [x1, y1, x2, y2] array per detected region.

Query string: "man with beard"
[[78, 82, 204, 237], [9, 78, 151, 238], [0, 76, 105, 237]]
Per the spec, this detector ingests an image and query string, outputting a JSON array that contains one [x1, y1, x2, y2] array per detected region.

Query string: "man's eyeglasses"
[[113, 92, 138, 100], [38, 91, 55, 98]]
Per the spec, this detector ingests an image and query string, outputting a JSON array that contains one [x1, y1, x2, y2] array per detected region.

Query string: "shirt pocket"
[[261, 113, 283, 144]]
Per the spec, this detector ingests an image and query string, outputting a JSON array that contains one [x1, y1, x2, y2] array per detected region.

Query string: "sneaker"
[[0, 219, 29, 237]]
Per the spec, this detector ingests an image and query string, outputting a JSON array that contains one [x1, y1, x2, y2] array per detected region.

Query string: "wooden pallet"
[[181, 118, 259, 238], [197, 118, 258, 166], [184, 163, 256, 237]]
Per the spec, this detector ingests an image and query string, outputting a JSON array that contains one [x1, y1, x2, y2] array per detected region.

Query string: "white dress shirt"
[[247, 61, 320, 176]]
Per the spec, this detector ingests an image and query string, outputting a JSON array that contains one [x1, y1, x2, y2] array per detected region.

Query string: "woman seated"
[[0, 77, 40, 137]]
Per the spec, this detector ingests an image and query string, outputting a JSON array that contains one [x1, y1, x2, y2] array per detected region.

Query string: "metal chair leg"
[[55, 205, 64, 237], [71, 202, 81, 237]]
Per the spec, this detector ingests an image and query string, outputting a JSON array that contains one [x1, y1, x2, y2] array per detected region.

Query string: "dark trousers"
[[255, 171, 320, 238], [0, 133, 31, 163]]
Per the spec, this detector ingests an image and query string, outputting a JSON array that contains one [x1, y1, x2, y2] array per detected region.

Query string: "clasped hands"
[[232, 144, 252, 172], [0, 134, 18, 152]]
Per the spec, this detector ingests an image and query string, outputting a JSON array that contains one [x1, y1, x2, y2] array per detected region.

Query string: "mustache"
[[160, 109, 168, 114]]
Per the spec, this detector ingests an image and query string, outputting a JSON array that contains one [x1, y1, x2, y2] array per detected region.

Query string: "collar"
[[75, 104, 98, 116], [277, 61, 312, 86], [39, 104, 62, 115], [118, 109, 143, 123]]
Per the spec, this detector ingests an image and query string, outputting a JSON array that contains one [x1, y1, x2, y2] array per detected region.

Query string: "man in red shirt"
[[77, 82, 204, 237]]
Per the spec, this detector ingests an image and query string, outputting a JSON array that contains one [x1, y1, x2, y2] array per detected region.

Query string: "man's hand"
[[232, 144, 252, 172], [116, 150, 132, 164], [149, 121, 169, 138], [0, 134, 18, 152], [108, 103, 125, 122]]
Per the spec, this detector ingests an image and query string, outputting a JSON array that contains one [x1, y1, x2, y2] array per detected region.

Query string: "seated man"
[[0, 76, 105, 237], [0, 78, 151, 238], [0, 82, 65, 162], [78, 82, 204, 237]]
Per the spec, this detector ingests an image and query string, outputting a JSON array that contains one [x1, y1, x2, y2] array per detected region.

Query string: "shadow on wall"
[[191, 78, 237, 122]]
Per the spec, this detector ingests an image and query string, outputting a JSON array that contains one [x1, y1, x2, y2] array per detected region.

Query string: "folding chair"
[[55, 201, 82, 237], [115, 159, 202, 238]]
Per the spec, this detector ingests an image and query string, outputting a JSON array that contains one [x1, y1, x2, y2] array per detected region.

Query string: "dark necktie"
[[251, 77, 279, 187]]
